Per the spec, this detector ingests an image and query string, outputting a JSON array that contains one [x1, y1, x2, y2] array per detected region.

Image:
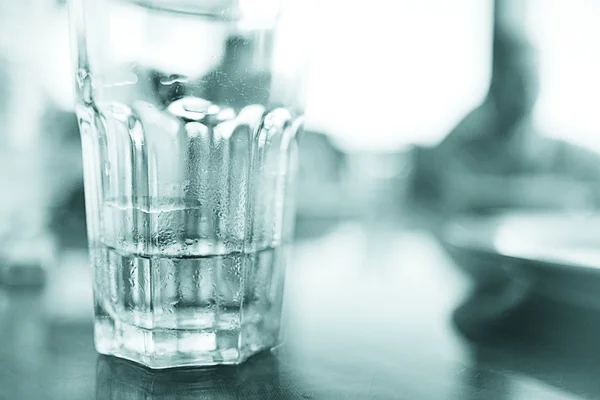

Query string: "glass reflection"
[[96, 351, 282, 399]]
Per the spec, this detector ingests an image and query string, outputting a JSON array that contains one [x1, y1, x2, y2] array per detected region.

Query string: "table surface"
[[1, 215, 599, 400]]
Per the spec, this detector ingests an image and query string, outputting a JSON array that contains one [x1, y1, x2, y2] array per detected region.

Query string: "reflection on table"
[[96, 352, 283, 399]]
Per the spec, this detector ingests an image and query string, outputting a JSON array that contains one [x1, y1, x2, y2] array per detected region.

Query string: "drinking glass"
[[69, 0, 308, 368]]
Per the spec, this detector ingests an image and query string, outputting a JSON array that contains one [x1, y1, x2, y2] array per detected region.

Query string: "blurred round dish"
[[442, 211, 600, 309]]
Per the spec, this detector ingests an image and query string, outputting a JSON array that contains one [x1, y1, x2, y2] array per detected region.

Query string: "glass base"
[[94, 313, 280, 369]]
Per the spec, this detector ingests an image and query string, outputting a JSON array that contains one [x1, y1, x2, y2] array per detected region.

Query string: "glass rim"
[[112, 0, 282, 22]]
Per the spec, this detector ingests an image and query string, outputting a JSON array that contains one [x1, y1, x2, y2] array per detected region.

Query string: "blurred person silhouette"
[[410, 1, 600, 217]]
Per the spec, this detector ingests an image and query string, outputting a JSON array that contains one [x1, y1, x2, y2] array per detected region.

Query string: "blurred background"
[[2, 0, 600, 398]]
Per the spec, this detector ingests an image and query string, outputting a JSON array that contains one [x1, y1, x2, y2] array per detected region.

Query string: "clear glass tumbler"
[[69, 0, 308, 368]]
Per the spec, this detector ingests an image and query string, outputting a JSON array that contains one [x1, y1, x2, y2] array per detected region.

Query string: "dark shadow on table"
[[454, 287, 600, 399]]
